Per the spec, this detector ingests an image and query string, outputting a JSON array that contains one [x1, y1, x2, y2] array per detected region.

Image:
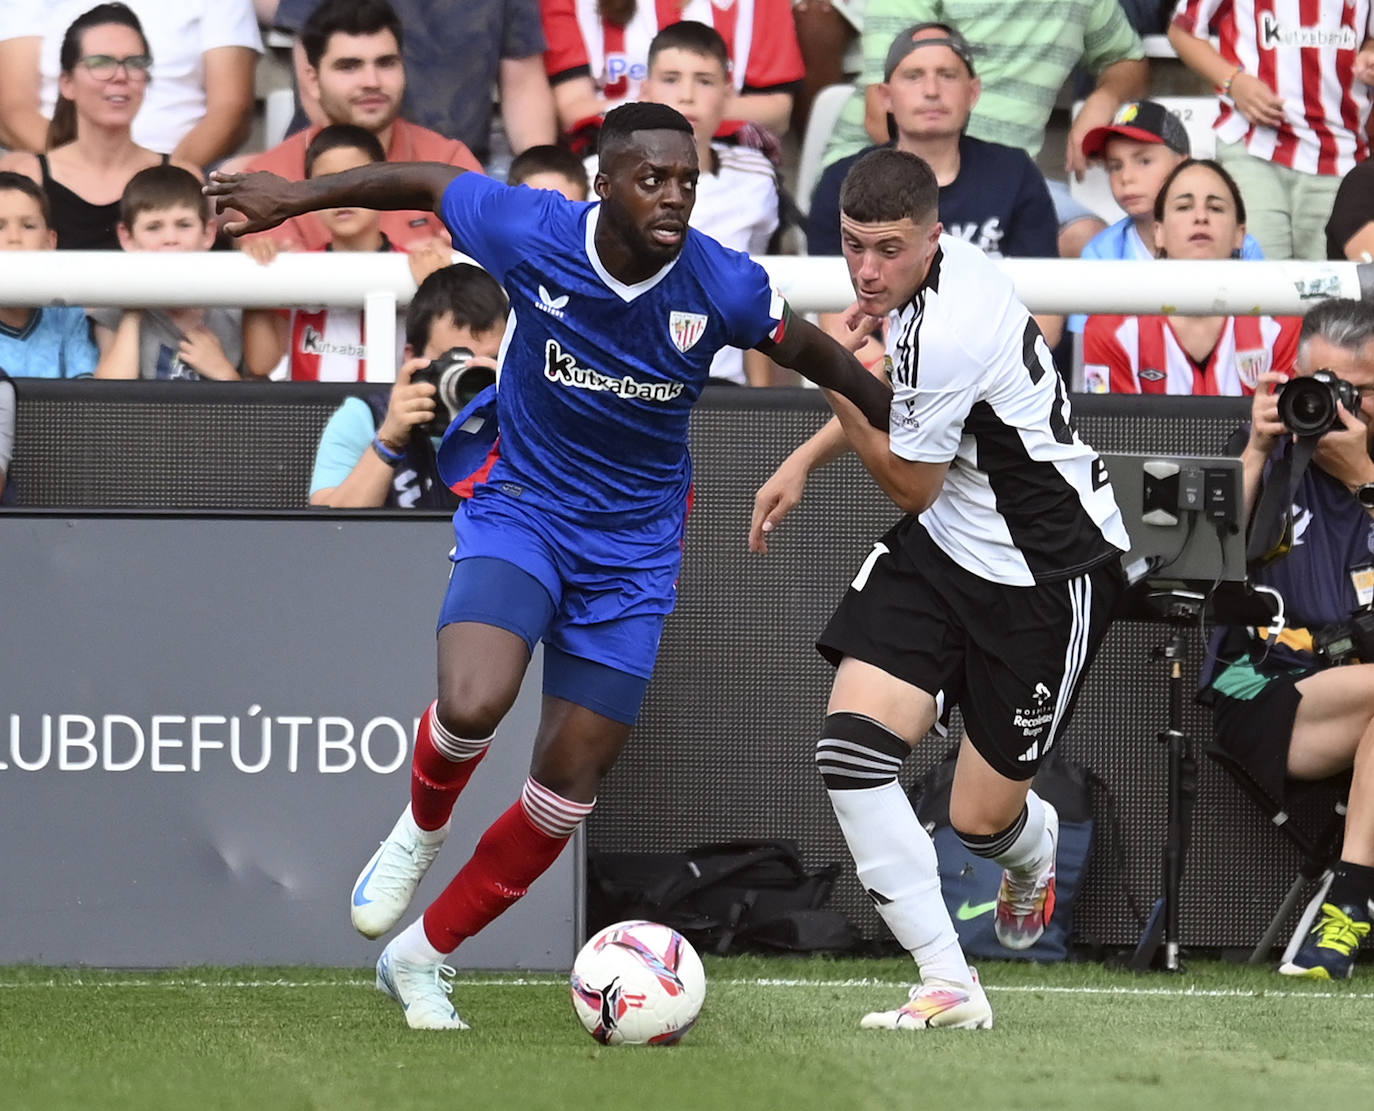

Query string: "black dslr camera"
[[410, 347, 496, 438], [1313, 605, 1374, 666], [1276, 370, 1361, 438]]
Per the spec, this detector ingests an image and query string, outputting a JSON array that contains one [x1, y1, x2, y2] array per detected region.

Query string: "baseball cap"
[[883, 23, 977, 81], [1081, 100, 1191, 160]]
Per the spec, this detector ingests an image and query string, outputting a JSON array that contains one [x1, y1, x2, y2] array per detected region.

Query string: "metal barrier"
[[2, 251, 1371, 380]]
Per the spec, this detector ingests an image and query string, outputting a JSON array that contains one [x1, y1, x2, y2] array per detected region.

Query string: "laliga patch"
[[669, 311, 707, 353]]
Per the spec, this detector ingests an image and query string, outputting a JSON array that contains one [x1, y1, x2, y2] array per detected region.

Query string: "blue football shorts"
[[437, 487, 687, 724]]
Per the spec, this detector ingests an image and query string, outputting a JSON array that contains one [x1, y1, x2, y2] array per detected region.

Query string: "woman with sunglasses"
[[0, 4, 197, 249]]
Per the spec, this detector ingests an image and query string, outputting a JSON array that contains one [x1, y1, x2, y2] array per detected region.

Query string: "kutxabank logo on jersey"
[[543, 339, 684, 402]]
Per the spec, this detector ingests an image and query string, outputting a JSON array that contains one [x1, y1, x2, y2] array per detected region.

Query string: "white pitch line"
[[0, 976, 1372, 1000]]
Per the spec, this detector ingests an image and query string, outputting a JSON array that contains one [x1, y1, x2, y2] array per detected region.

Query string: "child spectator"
[[507, 144, 589, 200], [0, 369, 14, 503], [89, 165, 275, 379], [1081, 158, 1300, 395], [246, 124, 446, 381], [1068, 100, 1267, 334], [540, 0, 803, 140], [603, 21, 778, 385], [309, 263, 508, 508], [0, 171, 97, 378]]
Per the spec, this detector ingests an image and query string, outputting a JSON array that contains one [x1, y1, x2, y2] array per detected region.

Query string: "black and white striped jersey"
[[885, 236, 1129, 587]]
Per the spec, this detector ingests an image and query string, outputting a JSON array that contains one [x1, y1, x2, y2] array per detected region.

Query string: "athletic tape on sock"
[[815, 711, 910, 791]]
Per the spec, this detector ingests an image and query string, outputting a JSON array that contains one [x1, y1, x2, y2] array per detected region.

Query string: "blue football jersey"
[[439, 173, 784, 527]]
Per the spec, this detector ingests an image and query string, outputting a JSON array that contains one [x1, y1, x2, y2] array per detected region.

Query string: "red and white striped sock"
[[421, 777, 594, 953], [410, 701, 493, 832]]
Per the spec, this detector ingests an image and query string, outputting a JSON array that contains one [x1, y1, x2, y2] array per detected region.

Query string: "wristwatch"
[[1354, 482, 1374, 509]]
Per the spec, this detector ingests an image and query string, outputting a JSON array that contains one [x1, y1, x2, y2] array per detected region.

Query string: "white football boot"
[[859, 968, 993, 1030], [375, 937, 468, 1030], [351, 805, 448, 939]]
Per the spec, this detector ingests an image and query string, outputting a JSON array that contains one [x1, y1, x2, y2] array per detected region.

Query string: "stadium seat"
[[264, 86, 297, 152], [1204, 742, 1349, 964], [795, 83, 857, 217], [1069, 96, 1219, 223]]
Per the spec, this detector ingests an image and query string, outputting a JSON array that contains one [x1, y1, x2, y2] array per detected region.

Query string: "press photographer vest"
[[1245, 455, 1374, 668]]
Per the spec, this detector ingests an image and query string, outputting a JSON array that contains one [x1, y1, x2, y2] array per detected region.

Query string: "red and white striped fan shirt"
[[1082, 313, 1302, 395], [1172, 0, 1374, 175], [541, 0, 803, 109]]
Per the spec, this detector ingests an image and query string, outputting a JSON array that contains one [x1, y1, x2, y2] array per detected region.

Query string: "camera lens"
[[456, 364, 496, 407], [1277, 377, 1338, 437]]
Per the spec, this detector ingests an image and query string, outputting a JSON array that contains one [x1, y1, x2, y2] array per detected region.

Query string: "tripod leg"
[[1127, 897, 1166, 971], [1249, 873, 1307, 964]]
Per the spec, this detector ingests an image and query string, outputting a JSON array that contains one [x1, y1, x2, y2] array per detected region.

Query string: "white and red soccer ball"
[[570, 920, 706, 1046]]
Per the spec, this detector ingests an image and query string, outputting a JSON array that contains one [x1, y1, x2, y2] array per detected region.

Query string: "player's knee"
[[434, 688, 511, 742], [950, 801, 1024, 849], [815, 711, 910, 792]]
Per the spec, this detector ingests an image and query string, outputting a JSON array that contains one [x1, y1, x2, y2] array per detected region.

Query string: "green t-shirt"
[[821, 0, 1145, 170]]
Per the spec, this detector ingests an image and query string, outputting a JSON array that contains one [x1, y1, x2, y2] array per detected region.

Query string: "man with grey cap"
[[808, 23, 1061, 347], [817, 0, 1147, 260]]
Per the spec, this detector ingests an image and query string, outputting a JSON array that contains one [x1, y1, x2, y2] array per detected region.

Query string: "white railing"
[[3, 252, 1369, 382]]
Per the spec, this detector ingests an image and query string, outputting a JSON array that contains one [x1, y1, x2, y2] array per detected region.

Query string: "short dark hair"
[[840, 148, 939, 226], [648, 21, 730, 75], [300, 0, 404, 69], [120, 164, 206, 227], [597, 101, 694, 164], [406, 264, 508, 352], [0, 171, 52, 228], [507, 144, 589, 194], [1152, 158, 1247, 225], [304, 123, 386, 177], [1298, 298, 1374, 360]]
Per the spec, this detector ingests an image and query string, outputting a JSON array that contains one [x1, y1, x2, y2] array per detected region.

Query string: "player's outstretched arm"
[[760, 315, 890, 429], [205, 162, 469, 237]]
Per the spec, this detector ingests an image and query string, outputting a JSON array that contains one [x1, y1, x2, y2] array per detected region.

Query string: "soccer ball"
[[570, 920, 706, 1045]]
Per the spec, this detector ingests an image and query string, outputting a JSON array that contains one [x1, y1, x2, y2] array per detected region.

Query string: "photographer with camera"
[[309, 263, 507, 509], [1204, 297, 1374, 979]]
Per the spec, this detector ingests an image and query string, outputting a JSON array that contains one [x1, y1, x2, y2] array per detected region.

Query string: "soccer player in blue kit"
[[208, 102, 891, 1030]]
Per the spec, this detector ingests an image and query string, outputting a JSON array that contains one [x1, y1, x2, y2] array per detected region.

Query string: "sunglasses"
[[80, 54, 153, 80]]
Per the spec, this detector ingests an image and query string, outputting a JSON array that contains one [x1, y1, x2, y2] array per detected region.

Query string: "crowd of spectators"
[[3, 2, 1374, 398]]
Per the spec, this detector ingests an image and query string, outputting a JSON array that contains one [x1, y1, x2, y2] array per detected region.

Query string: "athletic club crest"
[[669, 311, 708, 353]]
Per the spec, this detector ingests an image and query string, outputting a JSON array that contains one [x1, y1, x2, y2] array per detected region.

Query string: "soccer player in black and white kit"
[[751, 148, 1130, 1030]]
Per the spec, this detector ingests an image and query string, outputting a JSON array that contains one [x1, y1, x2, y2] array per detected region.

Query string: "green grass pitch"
[[2, 955, 1370, 1110]]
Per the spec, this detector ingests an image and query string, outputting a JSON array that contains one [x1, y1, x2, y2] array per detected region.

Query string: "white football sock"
[[391, 916, 450, 964], [828, 779, 972, 986], [994, 790, 1051, 875]]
